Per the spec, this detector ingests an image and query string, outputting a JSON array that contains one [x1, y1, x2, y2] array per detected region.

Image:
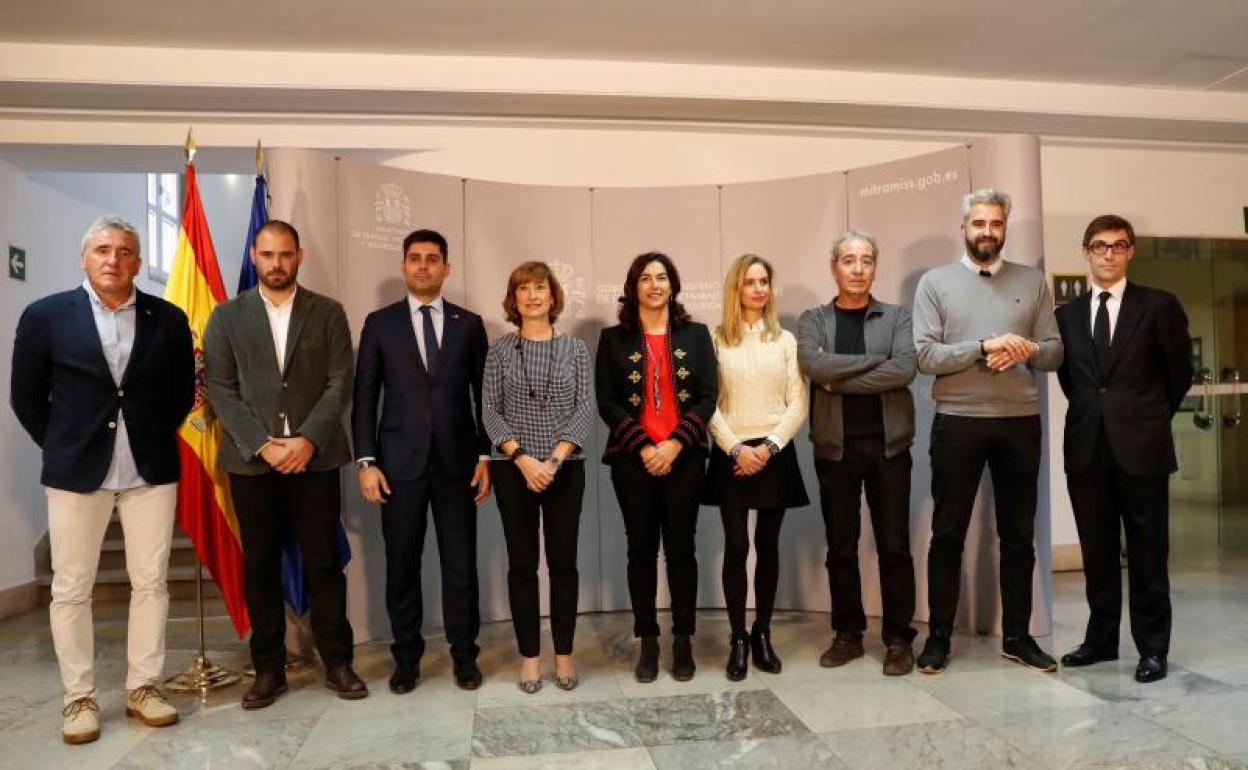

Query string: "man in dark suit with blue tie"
[[1056, 214, 1193, 683], [352, 228, 491, 693]]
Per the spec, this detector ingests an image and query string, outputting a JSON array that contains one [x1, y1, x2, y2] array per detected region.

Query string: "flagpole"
[[166, 128, 242, 694]]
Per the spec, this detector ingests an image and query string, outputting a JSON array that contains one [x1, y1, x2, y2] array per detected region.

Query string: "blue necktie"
[[420, 305, 439, 372]]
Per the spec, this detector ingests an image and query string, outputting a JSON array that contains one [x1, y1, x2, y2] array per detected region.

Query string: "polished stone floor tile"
[[1125, 689, 1248, 756], [471, 747, 656, 769], [819, 719, 1042, 770], [471, 699, 643, 757], [911, 668, 1105, 719], [648, 734, 848, 769], [626, 690, 808, 746], [1057, 659, 1237, 705], [112, 714, 319, 770], [289, 692, 474, 768], [772, 675, 963, 733], [298, 760, 469, 770]]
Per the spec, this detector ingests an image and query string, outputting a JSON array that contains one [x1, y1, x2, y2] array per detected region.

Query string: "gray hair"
[[961, 188, 1012, 222], [830, 229, 879, 261], [80, 215, 142, 255]]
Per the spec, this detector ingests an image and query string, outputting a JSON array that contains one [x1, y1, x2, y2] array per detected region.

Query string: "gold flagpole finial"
[[184, 128, 197, 164], [255, 140, 265, 176]]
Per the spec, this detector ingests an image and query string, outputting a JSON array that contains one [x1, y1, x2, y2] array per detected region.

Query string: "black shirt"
[[834, 305, 885, 438]]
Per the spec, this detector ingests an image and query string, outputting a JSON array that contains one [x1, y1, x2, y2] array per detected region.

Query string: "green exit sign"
[[8, 245, 25, 281]]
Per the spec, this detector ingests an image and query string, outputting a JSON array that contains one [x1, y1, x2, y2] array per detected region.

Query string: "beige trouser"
[[47, 484, 176, 704]]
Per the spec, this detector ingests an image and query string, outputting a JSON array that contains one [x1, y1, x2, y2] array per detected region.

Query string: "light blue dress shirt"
[[82, 280, 145, 491]]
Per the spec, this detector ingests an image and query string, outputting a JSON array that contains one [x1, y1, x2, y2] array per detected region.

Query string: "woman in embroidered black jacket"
[[595, 251, 717, 684]]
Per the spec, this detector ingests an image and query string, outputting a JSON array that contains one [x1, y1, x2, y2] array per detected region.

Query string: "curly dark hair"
[[617, 251, 691, 331]]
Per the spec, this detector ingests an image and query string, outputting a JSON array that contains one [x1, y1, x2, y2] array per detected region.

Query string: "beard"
[[965, 234, 1004, 263], [260, 267, 297, 290]]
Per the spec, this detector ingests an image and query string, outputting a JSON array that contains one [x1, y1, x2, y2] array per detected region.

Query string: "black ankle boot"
[[726, 634, 749, 681], [672, 634, 696, 681], [751, 627, 782, 673], [635, 635, 660, 683]]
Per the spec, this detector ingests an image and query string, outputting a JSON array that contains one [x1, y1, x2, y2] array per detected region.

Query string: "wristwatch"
[[355, 459, 376, 470], [548, 456, 564, 470], [763, 439, 782, 456], [509, 446, 528, 462]]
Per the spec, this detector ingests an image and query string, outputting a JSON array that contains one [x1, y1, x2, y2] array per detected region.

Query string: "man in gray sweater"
[[912, 188, 1063, 674]]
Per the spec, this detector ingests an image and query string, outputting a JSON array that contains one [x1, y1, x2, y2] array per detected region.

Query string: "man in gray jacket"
[[798, 229, 918, 676], [204, 220, 366, 708], [911, 188, 1063, 674]]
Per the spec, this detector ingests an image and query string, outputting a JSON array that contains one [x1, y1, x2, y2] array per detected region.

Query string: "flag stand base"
[[163, 563, 242, 693]]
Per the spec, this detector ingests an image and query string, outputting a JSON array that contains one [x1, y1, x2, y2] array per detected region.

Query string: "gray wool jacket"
[[796, 297, 917, 461]]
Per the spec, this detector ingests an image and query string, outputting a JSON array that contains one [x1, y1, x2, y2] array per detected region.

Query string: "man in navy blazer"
[[352, 228, 491, 693], [1056, 214, 1192, 683], [10, 216, 193, 744]]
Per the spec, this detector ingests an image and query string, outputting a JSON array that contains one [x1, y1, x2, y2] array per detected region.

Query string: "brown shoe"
[[819, 633, 865, 668], [883, 642, 915, 676], [325, 665, 369, 700], [241, 671, 287, 710]]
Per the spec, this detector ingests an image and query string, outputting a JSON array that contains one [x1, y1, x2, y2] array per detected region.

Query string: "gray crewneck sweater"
[[912, 258, 1062, 417]]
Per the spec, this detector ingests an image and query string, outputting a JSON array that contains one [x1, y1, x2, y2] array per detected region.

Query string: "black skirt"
[[702, 438, 810, 509]]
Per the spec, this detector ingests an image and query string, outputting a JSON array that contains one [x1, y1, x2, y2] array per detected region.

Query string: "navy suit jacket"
[[10, 286, 195, 492], [352, 298, 489, 481], [1056, 282, 1192, 477]]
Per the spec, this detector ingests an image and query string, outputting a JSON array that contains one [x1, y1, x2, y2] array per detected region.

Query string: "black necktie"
[[979, 269, 992, 277], [1093, 291, 1111, 365], [420, 305, 439, 372]]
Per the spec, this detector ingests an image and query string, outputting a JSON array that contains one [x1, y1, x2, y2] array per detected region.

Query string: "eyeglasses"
[[1087, 240, 1132, 256]]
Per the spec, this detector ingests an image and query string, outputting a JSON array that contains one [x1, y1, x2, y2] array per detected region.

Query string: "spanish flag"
[[164, 159, 250, 637]]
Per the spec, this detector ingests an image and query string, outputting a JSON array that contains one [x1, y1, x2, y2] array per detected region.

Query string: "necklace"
[[643, 329, 670, 411], [516, 327, 556, 406]]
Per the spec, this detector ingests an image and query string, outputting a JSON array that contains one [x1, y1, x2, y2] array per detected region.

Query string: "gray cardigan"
[[796, 297, 917, 461], [204, 286, 355, 475]]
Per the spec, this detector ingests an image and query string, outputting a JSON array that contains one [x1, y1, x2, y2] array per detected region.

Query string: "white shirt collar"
[[408, 294, 444, 315], [960, 254, 1002, 276], [258, 284, 297, 310], [1090, 277, 1126, 300], [82, 279, 136, 311]]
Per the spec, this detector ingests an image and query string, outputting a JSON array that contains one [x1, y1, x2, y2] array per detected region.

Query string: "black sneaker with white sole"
[[917, 635, 951, 674], [1002, 635, 1057, 672]]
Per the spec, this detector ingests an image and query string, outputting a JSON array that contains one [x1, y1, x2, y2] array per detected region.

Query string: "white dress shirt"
[[259, 285, 296, 435], [408, 294, 444, 369], [961, 254, 1003, 276], [1089, 277, 1126, 340]]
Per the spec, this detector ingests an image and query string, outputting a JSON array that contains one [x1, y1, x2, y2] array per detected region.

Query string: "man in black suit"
[[352, 228, 491, 693], [11, 216, 193, 743], [1056, 214, 1192, 683], [204, 220, 367, 708]]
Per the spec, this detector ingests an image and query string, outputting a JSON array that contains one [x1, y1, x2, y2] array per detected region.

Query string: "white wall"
[[0, 161, 251, 591]]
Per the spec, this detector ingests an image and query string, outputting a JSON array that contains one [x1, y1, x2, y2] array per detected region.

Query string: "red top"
[[640, 333, 678, 443]]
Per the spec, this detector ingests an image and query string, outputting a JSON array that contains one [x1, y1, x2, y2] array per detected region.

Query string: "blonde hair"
[[717, 253, 781, 347]]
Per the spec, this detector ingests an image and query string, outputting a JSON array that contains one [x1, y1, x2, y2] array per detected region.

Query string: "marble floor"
[[3, 559, 1248, 769]]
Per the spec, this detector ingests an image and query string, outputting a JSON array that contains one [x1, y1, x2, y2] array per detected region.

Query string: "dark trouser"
[[610, 450, 705, 637], [720, 503, 785, 637], [381, 469, 480, 667], [1067, 424, 1171, 658], [231, 470, 354, 674], [816, 434, 917, 645], [927, 414, 1041, 639], [492, 460, 585, 657]]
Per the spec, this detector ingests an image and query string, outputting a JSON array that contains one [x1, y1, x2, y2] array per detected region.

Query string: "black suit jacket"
[[352, 298, 489, 481], [1056, 282, 1192, 477], [10, 286, 194, 492]]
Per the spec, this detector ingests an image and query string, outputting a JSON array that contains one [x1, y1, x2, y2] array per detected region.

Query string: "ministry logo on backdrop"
[[375, 183, 411, 227], [550, 260, 588, 319]]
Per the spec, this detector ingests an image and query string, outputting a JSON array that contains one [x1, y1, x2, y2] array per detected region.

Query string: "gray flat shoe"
[[555, 675, 579, 691], [518, 678, 542, 694]]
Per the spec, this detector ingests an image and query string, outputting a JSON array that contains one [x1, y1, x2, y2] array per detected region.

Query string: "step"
[[36, 564, 223, 605], [97, 538, 199, 570]]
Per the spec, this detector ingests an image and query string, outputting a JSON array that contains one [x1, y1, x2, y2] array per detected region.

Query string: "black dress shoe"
[[1060, 644, 1118, 668], [750, 628, 782, 674], [1135, 655, 1167, 683], [325, 665, 369, 699], [1002, 636, 1057, 672], [671, 634, 696, 682], [635, 635, 660, 683], [389, 662, 419, 694], [917, 635, 951, 674], [241, 671, 287, 710], [453, 660, 483, 691], [726, 635, 749, 681]]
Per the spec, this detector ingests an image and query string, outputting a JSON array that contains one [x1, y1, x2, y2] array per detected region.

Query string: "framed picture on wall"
[[1052, 273, 1089, 306]]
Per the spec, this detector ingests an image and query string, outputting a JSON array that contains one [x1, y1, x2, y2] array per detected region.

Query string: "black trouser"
[[492, 460, 585, 657], [1067, 425, 1171, 658], [381, 468, 480, 667], [610, 450, 705, 637], [720, 503, 785, 637], [231, 470, 354, 674], [816, 434, 917, 645], [927, 414, 1041, 639]]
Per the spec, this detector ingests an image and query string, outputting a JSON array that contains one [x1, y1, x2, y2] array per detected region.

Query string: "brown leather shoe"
[[883, 642, 915, 676], [325, 665, 369, 700], [819, 633, 865, 668], [241, 671, 287, 710]]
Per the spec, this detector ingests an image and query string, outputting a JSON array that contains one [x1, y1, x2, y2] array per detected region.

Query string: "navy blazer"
[[10, 286, 195, 492], [352, 298, 489, 481], [1056, 282, 1192, 477]]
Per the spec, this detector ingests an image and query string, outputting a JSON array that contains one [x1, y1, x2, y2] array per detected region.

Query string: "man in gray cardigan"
[[912, 188, 1063, 674], [204, 220, 366, 708], [798, 229, 918, 677]]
